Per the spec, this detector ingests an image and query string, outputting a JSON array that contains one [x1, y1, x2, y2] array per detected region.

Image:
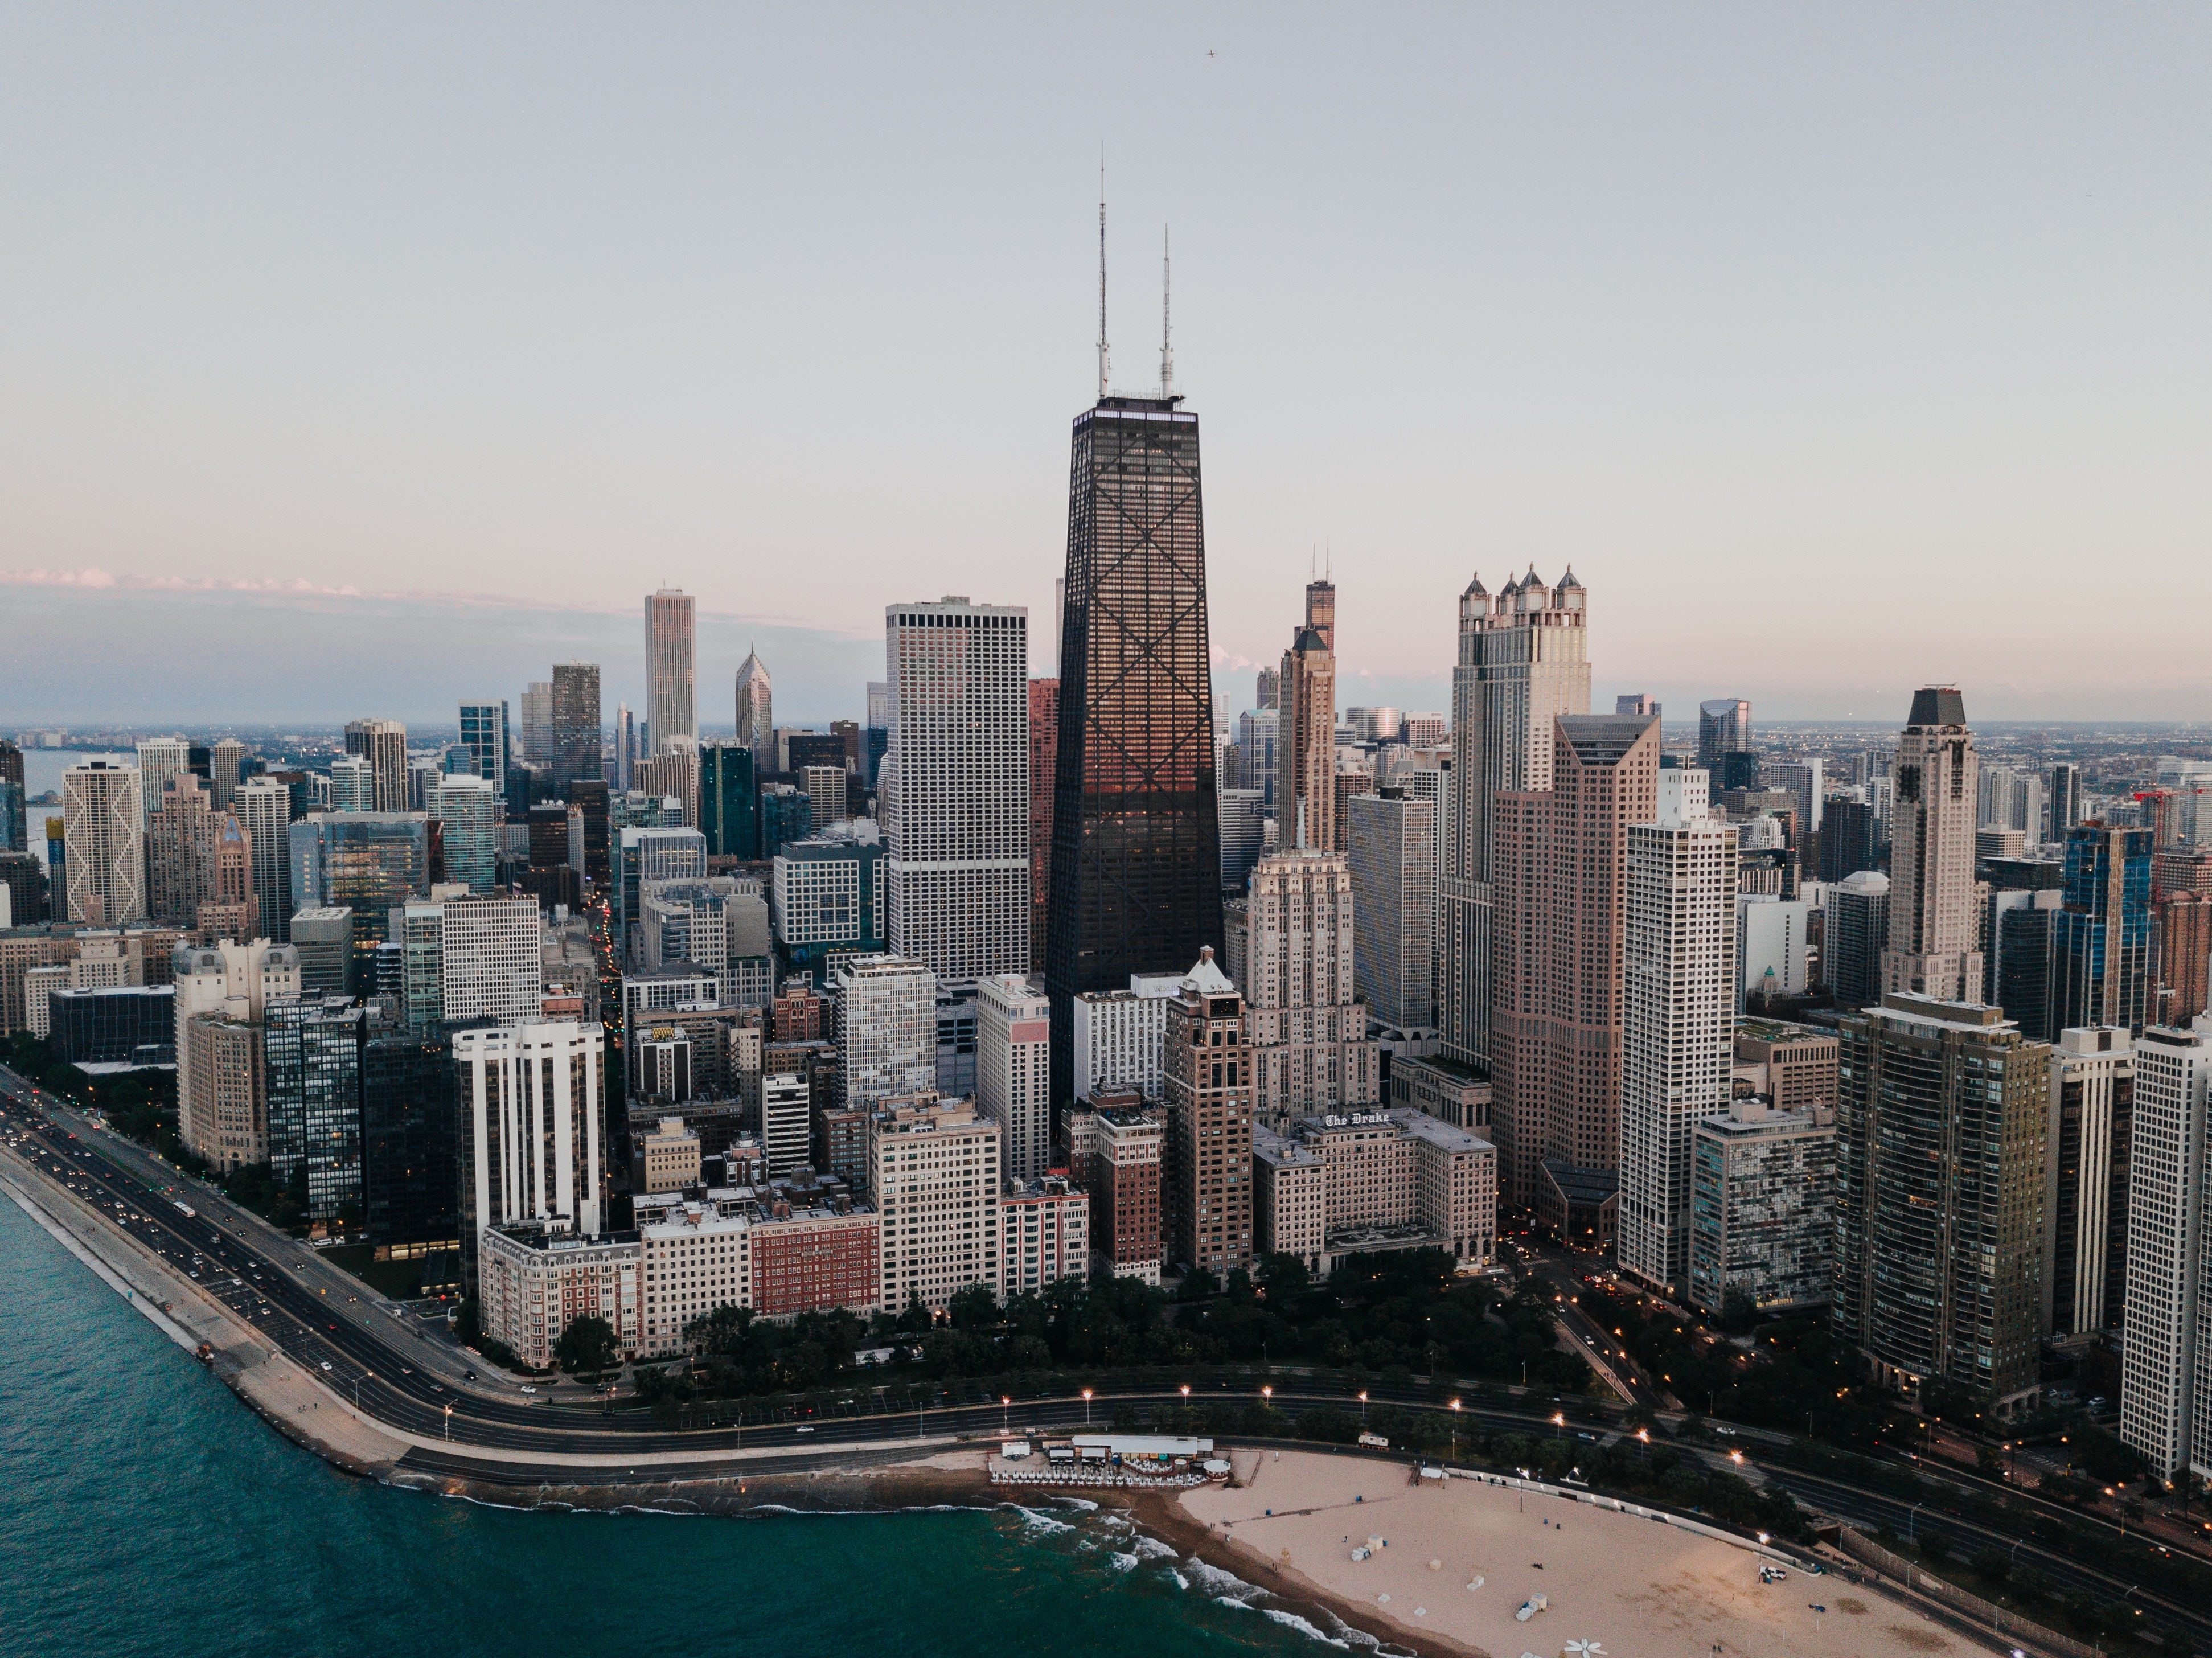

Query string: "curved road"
[[6, 1065, 2209, 1648]]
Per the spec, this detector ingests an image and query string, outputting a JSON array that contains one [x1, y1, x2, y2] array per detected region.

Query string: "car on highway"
[[795, 1425, 814, 1434], [319, 1361, 333, 1372], [519, 1385, 538, 1396]]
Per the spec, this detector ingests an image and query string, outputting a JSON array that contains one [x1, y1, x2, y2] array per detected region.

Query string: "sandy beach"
[[1175, 1450, 1972, 1658]]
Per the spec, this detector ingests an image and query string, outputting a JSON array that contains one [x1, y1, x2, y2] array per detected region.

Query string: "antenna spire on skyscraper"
[[1159, 226, 1173, 397], [1097, 153, 1110, 400]]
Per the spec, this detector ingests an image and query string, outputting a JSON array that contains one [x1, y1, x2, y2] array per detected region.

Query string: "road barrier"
[[1838, 1526, 2103, 1658]]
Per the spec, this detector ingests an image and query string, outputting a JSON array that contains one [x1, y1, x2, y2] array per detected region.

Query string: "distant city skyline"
[[5, 11, 2211, 723]]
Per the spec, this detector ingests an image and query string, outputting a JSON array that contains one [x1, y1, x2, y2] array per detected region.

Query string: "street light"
[[1359, 1390, 1369, 1425], [1082, 1388, 1093, 1425], [1002, 1396, 1011, 1436], [1262, 1386, 1274, 1408], [1552, 1411, 1565, 1441], [442, 1403, 452, 1442], [1450, 1398, 1460, 1464]]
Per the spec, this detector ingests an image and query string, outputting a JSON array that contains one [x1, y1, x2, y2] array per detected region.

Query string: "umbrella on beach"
[[1561, 1641, 1607, 1657]]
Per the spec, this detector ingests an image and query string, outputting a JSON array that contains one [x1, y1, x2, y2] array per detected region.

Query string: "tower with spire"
[[1048, 195, 1218, 1108], [734, 643, 773, 777]]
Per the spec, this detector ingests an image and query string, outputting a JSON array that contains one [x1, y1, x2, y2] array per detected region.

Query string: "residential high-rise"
[[1882, 687, 1983, 1002], [2048, 762, 2083, 840], [1490, 712, 1657, 1229], [2050, 822, 2154, 1035], [234, 780, 293, 941], [2160, 892, 2212, 1027], [208, 738, 245, 811], [798, 764, 847, 830], [519, 682, 554, 767], [1028, 678, 1057, 965], [1236, 708, 1281, 814], [976, 974, 1050, 1181], [637, 744, 701, 829], [147, 773, 220, 926], [428, 773, 498, 893], [1066, 1096, 1165, 1282], [135, 738, 191, 831], [344, 719, 409, 814], [1441, 567, 1591, 1073], [879, 598, 1030, 992], [1833, 994, 2049, 1416], [2121, 1016, 2212, 1475], [1347, 790, 1437, 1032], [0, 738, 24, 852], [454, 1020, 607, 1294], [834, 954, 938, 1109], [645, 588, 697, 754], [1277, 580, 1337, 853], [361, 1024, 458, 1251], [2045, 1027, 2132, 1344], [1696, 699, 1751, 771], [1162, 947, 1253, 1275], [459, 701, 509, 799], [869, 1093, 1002, 1315], [1619, 765, 1738, 1292], [1687, 1098, 1836, 1316], [549, 664, 601, 794], [175, 939, 301, 1168], [1047, 392, 1222, 1102], [1826, 870, 1891, 1011], [1243, 848, 1378, 1123], [289, 908, 354, 998], [433, 896, 544, 1025], [62, 761, 145, 925], [699, 744, 757, 860], [734, 646, 773, 776], [1217, 788, 1266, 898], [266, 996, 369, 1219], [614, 824, 706, 966]]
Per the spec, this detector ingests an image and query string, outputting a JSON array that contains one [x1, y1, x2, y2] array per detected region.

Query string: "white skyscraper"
[[883, 597, 1029, 991], [1347, 790, 1438, 1031], [456, 1020, 606, 1292], [328, 755, 376, 812], [135, 737, 190, 830], [233, 779, 294, 942], [1619, 766, 1739, 1291], [834, 953, 939, 1110], [440, 896, 545, 1025], [2121, 1016, 2212, 1476], [976, 974, 1051, 1181], [645, 588, 697, 754], [62, 761, 145, 925]]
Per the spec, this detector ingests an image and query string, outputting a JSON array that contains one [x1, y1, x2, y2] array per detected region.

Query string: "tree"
[[1255, 1253, 1310, 1300], [1916, 1527, 1952, 1565], [1177, 1266, 1219, 1302], [554, 1315, 617, 1374], [896, 1291, 934, 1335], [947, 1283, 1001, 1330], [1969, 1546, 2010, 1583], [1721, 1287, 1759, 1333]]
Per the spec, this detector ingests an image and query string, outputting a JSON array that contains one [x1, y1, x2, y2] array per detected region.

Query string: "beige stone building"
[[1251, 1125, 1325, 1264], [636, 1115, 703, 1194], [869, 1092, 1002, 1314], [174, 938, 301, 1168], [1276, 579, 1337, 854], [1066, 1092, 1165, 1283], [999, 1174, 1089, 1298], [478, 1225, 643, 1369], [1252, 1107, 1496, 1275], [1244, 848, 1377, 1126]]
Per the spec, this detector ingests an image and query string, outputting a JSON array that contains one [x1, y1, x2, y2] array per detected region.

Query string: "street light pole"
[[1082, 1388, 1093, 1425], [1359, 1390, 1369, 1426], [1450, 1399, 1460, 1464]]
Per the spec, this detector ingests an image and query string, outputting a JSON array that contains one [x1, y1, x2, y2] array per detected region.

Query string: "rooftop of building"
[[1696, 1097, 1836, 1139], [1253, 1123, 1324, 1167]]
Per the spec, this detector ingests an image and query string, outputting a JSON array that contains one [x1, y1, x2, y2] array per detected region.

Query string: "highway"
[[8, 1061, 2211, 1648]]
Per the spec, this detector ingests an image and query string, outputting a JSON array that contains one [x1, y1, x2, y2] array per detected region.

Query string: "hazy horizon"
[[6, 9, 2210, 723]]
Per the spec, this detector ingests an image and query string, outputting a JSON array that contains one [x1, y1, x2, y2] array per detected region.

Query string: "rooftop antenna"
[[1097, 153, 1110, 400], [1159, 226, 1173, 397]]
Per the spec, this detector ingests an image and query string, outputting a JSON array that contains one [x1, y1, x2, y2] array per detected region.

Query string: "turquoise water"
[[0, 1198, 1348, 1658]]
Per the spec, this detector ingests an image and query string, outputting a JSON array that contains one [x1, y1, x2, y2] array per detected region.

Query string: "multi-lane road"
[[7, 1060, 2211, 1649]]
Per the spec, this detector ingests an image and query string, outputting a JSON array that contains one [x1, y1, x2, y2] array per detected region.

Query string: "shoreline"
[[1127, 1484, 1468, 1658]]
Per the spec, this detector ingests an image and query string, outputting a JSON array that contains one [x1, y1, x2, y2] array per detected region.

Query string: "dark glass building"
[[266, 998, 367, 1220], [1047, 393, 1222, 1102], [1817, 797, 1881, 883], [362, 1026, 458, 1250], [569, 779, 610, 884], [2050, 823, 2154, 1035], [784, 732, 847, 779], [759, 786, 814, 860], [46, 986, 174, 1067], [550, 662, 601, 795], [700, 744, 757, 859]]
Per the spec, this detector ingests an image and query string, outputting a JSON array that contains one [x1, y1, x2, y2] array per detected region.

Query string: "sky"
[[4, 6, 2210, 727]]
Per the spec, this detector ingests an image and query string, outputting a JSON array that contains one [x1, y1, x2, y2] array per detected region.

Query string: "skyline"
[[7, 9, 2212, 722]]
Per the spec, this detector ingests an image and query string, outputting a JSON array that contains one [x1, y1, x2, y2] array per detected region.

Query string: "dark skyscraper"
[[1697, 698, 1751, 771], [1048, 393, 1221, 1101], [551, 663, 601, 794]]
